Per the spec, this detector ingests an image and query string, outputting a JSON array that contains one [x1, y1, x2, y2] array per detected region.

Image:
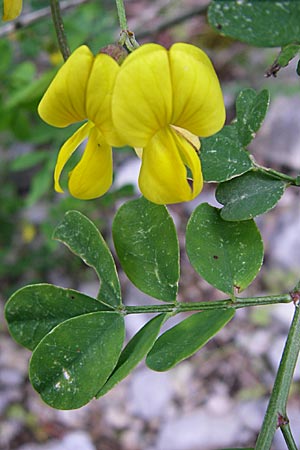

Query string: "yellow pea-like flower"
[[112, 43, 225, 204], [38, 45, 124, 199], [3, 0, 22, 20]]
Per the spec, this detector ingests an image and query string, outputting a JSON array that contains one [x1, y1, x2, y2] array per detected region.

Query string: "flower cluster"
[[38, 43, 225, 204], [2, 0, 22, 21]]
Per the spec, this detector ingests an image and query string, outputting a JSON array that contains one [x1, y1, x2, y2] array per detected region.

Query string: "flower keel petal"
[[54, 122, 92, 193], [68, 127, 113, 199], [139, 127, 203, 204]]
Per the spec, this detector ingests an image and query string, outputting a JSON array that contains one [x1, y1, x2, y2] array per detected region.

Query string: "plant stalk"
[[123, 294, 292, 315], [255, 302, 300, 450], [50, 0, 70, 61], [115, 0, 128, 30], [281, 422, 298, 450]]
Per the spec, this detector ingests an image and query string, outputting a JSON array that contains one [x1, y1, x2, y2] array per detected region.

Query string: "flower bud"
[[99, 44, 128, 65]]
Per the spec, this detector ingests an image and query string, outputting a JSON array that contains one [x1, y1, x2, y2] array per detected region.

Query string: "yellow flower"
[[38, 45, 123, 199], [3, 0, 22, 20], [112, 43, 225, 204]]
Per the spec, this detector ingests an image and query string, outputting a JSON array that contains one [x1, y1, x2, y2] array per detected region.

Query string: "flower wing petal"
[[86, 53, 125, 147], [169, 43, 225, 137], [112, 44, 173, 147], [3, 0, 22, 20], [68, 127, 113, 199], [54, 122, 92, 193], [139, 127, 203, 204], [38, 46, 93, 127]]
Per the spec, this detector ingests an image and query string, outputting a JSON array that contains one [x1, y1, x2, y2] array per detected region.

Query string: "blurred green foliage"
[[0, 0, 134, 297]]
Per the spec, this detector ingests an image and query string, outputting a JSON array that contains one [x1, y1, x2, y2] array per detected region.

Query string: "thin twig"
[[135, 4, 208, 39], [0, 0, 88, 38], [50, 0, 71, 60]]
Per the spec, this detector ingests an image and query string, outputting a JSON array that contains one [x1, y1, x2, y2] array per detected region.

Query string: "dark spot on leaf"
[[213, 255, 219, 259], [290, 290, 300, 305], [277, 413, 289, 428], [234, 285, 241, 294]]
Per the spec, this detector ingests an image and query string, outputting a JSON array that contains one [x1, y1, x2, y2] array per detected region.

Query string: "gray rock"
[[114, 158, 141, 191], [268, 310, 300, 380], [18, 431, 95, 450], [128, 368, 174, 420], [155, 406, 243, 450], [0, 367, 24, 386], [250, 95, 300, 170], [270, 208, 300, 270]]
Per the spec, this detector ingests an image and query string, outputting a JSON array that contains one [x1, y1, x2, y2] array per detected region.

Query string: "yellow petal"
[[139, 127, 203, 204], [3, 0, 22, 20], [169, 43, 225, 137], [54, 122, 92, 193], [38, 46, 94, 127], [112, 44, 173, 147], [86, 53, 125, 147], [171, 125, 200, 152], [134, 147, 143, 158], [68, 127, 113, 199]]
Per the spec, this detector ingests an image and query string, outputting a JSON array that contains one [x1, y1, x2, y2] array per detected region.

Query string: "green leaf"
[[53, 211, 121, 307], [5, 284, 107, 351], [5, 69, 57, 109], [266, 44, 300, 77], [29, 312, 125, 409], [25, 159, 53, 207], [236, 89, 270, 147], [186, 203, 263, 294], [216, 171, 286, 221], [11, 151, 48, 171], [97, 313, 167, 397], [113, 197, 179, 302], [277, 43, 300, 67], [146, 309, 235, 371], [208, 1, 300, 47], [201, 125, 253, 182]]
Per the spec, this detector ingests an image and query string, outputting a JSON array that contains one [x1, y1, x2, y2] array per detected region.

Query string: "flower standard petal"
[[38, 46, 94, 127], [68, 126, 113, 200], [112, 44, 173, 147], [169, 43, 225, 137], [139, 127, 202, 204], [3, 0, 22, 20], [54, 122, 93, 193], [86, 53, 125, 147]]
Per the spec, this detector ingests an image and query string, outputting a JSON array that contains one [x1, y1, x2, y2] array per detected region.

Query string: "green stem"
[[115, 0, 128, 30], [281, 422, 298, 450], [255, 303, 300, 450], [50, 0, 70, 61], [115, 0, 139, 51], [255, 164, 297, 185], [123, 294, 292, 315]]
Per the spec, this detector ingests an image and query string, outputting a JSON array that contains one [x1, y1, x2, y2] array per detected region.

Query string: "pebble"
[[128, 368, 174, 420], [18, 431, 96, 450], [154, 406, 243, 450], [250, 95, 300, 170]]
